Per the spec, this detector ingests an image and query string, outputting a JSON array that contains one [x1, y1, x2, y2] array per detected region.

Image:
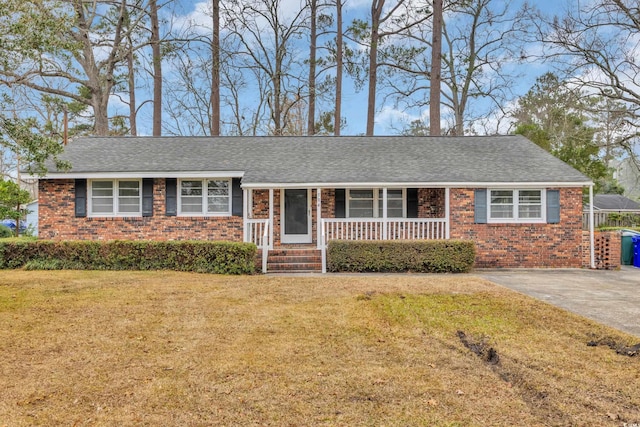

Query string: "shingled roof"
[[44, 135, 592, 187], [591, 194, 640, 211]]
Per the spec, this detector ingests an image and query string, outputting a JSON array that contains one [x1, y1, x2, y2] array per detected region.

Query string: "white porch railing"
[[321, 218, 447, 241], [245, 218, 271, 273], [320, 218, 448, 273], [246, 219, 270, 247]]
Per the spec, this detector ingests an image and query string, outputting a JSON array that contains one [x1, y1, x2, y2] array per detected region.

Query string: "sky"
[[122, 0, 576, 136]]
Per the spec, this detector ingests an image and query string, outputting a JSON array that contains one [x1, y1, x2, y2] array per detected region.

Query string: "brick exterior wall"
[[449, 187, 584, 268], [418, 188, 445, 218], [582, 230, 621, 270], [40, 180, 591, 269], [39, 179, 243, 241]]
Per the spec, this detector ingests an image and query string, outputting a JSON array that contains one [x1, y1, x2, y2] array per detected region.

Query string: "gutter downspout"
[[589, 184, 595, 269]]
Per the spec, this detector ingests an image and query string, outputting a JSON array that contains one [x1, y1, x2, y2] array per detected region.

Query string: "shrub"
[[327, 240, 476, 273], [0, 224, 12, 238], [0, 240, 257, 274]]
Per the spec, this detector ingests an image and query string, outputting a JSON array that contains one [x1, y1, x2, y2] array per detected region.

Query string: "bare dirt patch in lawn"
[[0, 271, 638, 426]]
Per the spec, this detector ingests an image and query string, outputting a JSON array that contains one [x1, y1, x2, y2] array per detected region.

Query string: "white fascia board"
[[241, 181, 593, 189], [42, 171, 245, 179]]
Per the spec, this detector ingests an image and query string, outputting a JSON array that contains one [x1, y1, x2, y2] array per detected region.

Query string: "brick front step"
[[266, 248, 322, 273], [267, 262, 323, 272]]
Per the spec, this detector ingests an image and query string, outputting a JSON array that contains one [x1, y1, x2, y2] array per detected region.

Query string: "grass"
[[0, 271, 639, 426]]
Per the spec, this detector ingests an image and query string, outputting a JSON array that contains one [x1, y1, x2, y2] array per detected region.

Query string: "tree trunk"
[[127, 46, 137, 136], [429, 0, 442, 136], [93, 92, 111, 136], [150, 0, 162, 136], [210, 0, 220, 136], [307, 0, 317, 135], [334, 0, 343, 136], [366, 0, 384, 136]]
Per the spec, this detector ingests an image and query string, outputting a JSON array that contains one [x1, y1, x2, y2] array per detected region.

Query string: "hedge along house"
[[39, 135, 597, 273]]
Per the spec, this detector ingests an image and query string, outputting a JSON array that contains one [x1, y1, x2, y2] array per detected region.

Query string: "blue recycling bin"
[[633, 236, 640, 268]]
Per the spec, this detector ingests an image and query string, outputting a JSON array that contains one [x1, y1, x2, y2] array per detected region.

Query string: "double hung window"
[[489, 189, 543, 222], [179, 179, 231, 215], [89, 180, 141, 216], [347, 189, 405, 218]]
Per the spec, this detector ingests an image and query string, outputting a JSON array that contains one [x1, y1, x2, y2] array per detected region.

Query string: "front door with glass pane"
[[281, 189, 312, 244]]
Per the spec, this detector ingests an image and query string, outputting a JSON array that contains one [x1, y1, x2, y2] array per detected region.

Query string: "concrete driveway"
[[478, 266, 640, 337]]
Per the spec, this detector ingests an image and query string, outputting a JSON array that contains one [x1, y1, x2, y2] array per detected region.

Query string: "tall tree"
[[149, 0, 163, 136], [384, 0, 522, 135], [223, 0, 310, 135], [307, 0, 318, 135], [333, 0, 344, 135], [1, 115, 69, 175], [210, 0, 221, 136], [528, 0, 640, 154], [349, 0, 431, 135], [429, 0, 442, 136], [0, 0, 141, 135], [513, 73, 609, 190]]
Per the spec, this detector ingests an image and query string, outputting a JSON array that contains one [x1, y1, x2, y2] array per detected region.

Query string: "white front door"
[[281, 189, 312, 244]]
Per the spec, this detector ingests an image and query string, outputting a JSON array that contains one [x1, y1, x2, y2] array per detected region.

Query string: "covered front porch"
[[242, 187, 450, 273]]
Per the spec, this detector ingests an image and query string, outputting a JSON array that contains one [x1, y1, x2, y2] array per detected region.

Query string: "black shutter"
[[547, 189, 560, 224], [231, 178, 243, 217], [142, 178, 154, 217], [474, 189, 487, 224], [407, 188, 418, 218], [335, 189, 346, 218], [75, 179, 87, 218], [166, 178, 177, 216]]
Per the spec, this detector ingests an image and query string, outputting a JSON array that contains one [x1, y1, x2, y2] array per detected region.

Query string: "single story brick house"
[[39, 135, 597, 272]]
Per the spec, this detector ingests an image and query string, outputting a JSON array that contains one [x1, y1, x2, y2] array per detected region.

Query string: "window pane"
[[181, 180, 202, 196], [92, 181, 113, 197], [181, 196, 202, 213], [519, 190, 541, 204], [376, 189, 404, 217], [491, 205, 513, 218], [118, 181, 139, 197], [118, 198, 140, 213], [350, 207, 374, 217], [490, 190, 514, 219], [519, 205, 542, 219], [208, 198, 229, 213], [350, 189, 373, 199], [388, 200, 404, 217], [349, 189, 374, 217], [491, 190, 513, 205], [518, 190, 542, 219], [92, 198, 113, 213]]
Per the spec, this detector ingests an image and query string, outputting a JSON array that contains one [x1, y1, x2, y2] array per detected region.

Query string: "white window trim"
[[177, 178, 232, 217], [88, 179, 142, 217], [488, 189, 546, 224], [346, 188, 406, 218]]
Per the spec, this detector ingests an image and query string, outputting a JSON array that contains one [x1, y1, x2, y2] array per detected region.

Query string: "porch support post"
[[589, 184, 595, 269], [445, 187, 450, 239], [316, 188, 322, 249], [382, 187, 388, 240], [269, 188, 274, 249], [243, 188, 249, 242]]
